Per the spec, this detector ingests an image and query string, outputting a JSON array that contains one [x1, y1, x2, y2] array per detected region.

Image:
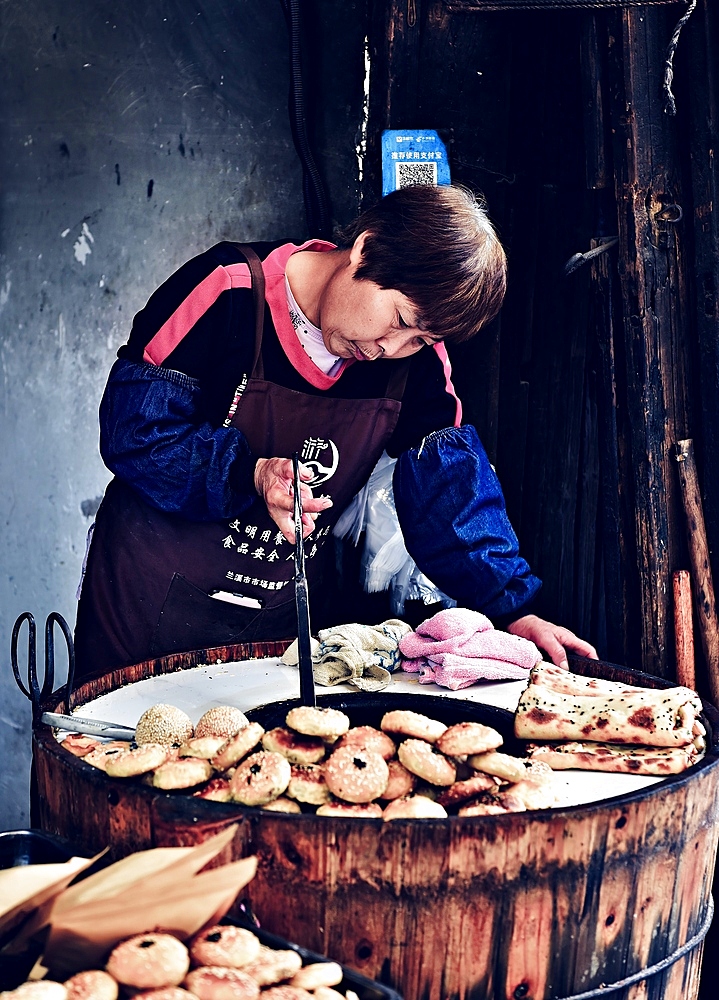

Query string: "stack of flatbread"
[[515, 663, 706, 775]]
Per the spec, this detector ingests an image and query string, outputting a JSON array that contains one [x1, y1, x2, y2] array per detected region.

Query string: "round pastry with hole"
[[242, 947, 303, 987], [135, 705, 194, 747], [261, 727, 326, 765], [436, 772, 499, 809], [106, 933, 190, 989], [332, 725, 396, 761], [229, 750, 291, 806], [189, 925, 260, 970], [211, 723, 265, 772], [83, 742, 132, 771], [382, 795, 448, 821], [105, 743, 170, 778], [315, 800, 383, 818], [63, 971, 118, 1000], [435, 722, 504, 757], [287, 764, 332, 806], [195, 706, 249, 740], [466, 750, 528, 783], [184, 967, 259, 1000], [285, 706, 350, 741], [323, 746, 389, 803], [397, 739, 456, 786], [152, 757, 212, 790], [380, 759, 417, 801], [289, 963, 343, 991], [380, 710, 447, 744]]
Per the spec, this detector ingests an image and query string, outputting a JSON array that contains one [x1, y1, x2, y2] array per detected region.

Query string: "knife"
[[292, 453, 316, 708], [41, 712, 136, 742]]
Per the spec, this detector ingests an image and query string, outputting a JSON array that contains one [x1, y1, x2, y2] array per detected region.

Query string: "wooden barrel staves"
[[33, 645, 719, 1000]]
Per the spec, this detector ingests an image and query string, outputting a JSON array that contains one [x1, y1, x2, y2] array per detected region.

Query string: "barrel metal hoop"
[[551, 895, 714, 1000]]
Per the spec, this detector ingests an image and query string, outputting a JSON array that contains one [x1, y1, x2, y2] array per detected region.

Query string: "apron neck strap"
[[231, 243, 266, 378], [386, 358, 411, 400]]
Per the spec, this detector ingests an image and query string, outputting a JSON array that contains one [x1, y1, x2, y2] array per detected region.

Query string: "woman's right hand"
[[254, 457, 333, 543]]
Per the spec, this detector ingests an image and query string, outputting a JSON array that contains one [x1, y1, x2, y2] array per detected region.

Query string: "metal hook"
[[11, 611, 76, 719]]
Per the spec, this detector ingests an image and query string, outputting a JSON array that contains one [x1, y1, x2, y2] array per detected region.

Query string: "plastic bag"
[[333, 452, 455, 615]]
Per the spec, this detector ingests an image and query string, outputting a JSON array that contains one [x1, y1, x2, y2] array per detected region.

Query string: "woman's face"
[[317, 233, 441, 361]]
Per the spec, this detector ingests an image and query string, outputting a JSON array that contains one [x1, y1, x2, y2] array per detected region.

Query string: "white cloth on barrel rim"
[[281, 619, 413, 692]]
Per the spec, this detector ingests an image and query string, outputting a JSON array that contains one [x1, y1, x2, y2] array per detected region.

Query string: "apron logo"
[[300, 437, 339, 486]]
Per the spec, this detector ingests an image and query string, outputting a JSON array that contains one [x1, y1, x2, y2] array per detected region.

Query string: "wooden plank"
[[606, 7, 694, 678], [673, 568, 695, 690]]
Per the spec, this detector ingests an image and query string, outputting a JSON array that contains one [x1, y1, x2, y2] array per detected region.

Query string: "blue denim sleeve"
[[393, 424, 541, 619], [99, 358, 258, 522]]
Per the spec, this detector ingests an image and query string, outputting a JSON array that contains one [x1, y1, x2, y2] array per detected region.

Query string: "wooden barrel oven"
[[33, 642, 719, 1000]]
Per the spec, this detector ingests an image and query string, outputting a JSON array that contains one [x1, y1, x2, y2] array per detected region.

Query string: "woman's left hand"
[[506, 614, 598, 669]]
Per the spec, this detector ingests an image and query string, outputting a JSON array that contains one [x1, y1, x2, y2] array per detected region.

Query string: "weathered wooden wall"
[[361, 0, 719, 693]]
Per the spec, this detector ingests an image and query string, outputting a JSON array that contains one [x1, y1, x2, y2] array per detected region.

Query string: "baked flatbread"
[[527, 740, 699, 775], [515, 664, 703, 747]]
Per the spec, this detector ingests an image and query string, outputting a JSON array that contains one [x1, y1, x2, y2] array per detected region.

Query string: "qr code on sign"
[[395, 161, 437, 188]]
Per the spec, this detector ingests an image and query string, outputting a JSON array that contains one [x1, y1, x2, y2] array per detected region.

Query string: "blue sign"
[[381, 129, 451, 197]]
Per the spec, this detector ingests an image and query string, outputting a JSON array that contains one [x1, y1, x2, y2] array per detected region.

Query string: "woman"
[[74, 184, 596, 676]]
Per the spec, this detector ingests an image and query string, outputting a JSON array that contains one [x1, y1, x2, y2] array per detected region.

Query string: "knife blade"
[[293, 453, 316, 708], [41, 712, 136, 742]]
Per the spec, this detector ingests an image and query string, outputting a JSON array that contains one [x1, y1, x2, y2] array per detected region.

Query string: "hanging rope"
[[663, 0, 697, 115]]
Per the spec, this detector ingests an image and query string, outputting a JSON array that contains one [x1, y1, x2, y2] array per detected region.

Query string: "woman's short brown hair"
[[336, 184, 507, 343]]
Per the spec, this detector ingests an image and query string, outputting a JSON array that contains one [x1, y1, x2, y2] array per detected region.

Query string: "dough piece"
[[241, 947, 302, 987], [515, 665, 702, 747], [3, 985, 68, 1000], [262, 728, 326, 766], [183, 968, 259, 1000], [285, 707, 350, 741], [333, 725, 396, 760], [380, 759, 417, 801], [527, 740, 700, 775], [466, 750, 528, 783], [261, 796, 302, 813], [135, 705, 194, 747], [211, 724, 264, 771], [105, 743, 169, 778], [83, 742, 132, 771], [64, 971, 118, 1000], [195, 707, 249, 739], [61, 734, 100, 757], [380, 710, 447, 744], [152, 757, 212, 790], [382, 796, 448, 820], [178, 737, 227, 760], [189, 925, 260, 969], [313, 990, 346, 1000], [315, 800, 383, 818], [192, 778, 232, 802], [289, 963, 343, 991], [435, 722, 503, 757], [229, 751, 291, 806], [436, 773, 498, 808], [323, 746, 389, 803], [106, 933, 190, 989], [132, 991, 199, 1000], [397, 740, 456, 787], [260, 988, 313, 1000], [287, 764, 332, 806]]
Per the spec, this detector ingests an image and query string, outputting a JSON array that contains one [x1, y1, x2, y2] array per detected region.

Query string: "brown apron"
[[74, 245, 409, 675]]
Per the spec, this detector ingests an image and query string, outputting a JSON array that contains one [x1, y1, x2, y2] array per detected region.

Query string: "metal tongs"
[[292, 453, 316, 707]]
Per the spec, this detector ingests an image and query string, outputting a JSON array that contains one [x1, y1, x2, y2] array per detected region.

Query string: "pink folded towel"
[[398, 607, 542, 690], [403, 653, 532, 691]]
